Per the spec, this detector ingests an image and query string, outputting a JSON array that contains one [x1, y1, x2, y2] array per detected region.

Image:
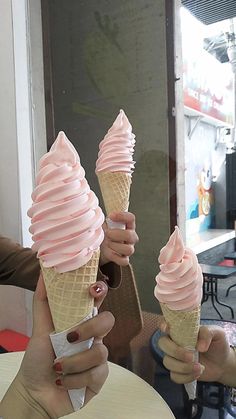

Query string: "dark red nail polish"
[[53, 362, 62, 373], [67, 331, 79, 343], [55, 378, 62, 386], [94, 285, 102, 294]]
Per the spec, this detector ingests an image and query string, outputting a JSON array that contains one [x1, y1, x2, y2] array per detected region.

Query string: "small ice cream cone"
[[97, 171, 131, 214], [160, 303, 200, 399], [160, 303, 200, 349], [96, 110, 135, 217], [40, 250, 100, 333], [154, 227, 203, 400]]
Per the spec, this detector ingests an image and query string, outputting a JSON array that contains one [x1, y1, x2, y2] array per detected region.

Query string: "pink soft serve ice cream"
[[154, 226, 203, 311], [28, 131, 104, 273], [95, 109, 135, 174]]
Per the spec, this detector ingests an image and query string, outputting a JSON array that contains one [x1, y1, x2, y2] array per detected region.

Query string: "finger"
[[103, 249, 130, 266], [89, 281, 108, 308], [56, 343, 108, 375], [66, 311, 115, 344], [169, 363, 205, 384], [197, 325, 223, 353], [60, 363, 109, 396], [84, 363, 109, 404], [32, 274, 54, 337], [108, 241, 135, 257], [163, 354, 195, 376], [106, 229, 138, 244], [158, 335, 195, 363], [108, 211, 136, 231], [159, 319, 170, 334]]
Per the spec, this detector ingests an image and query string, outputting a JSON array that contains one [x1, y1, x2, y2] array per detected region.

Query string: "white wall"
[[0, 0, 46, 335]]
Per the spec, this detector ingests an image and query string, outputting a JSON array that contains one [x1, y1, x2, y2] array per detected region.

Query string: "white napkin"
[[184, 347, 198, 400], [50, 307, 98, 410]]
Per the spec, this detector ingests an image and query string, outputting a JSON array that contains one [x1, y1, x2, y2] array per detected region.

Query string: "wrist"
[[0, 375, 52, 419], [219, 346, 236, 387]]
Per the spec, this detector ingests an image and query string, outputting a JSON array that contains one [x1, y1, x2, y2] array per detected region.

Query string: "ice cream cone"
[[160, 302, 201, 399], [160, 303, 200, 349], [97, 171, 131, 214], [40, 250, 100, 333]]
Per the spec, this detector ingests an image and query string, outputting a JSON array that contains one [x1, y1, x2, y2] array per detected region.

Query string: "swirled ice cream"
[[154, 226, 203, 311], [28, 131, 104, 273], [95, 109, 135, 174]]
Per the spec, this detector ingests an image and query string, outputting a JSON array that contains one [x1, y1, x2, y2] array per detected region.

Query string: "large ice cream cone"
[[154, 227, 203, 400], [97, 171, 131, 214], [28, 132, 105, 411], [40, 250, 100, 333]]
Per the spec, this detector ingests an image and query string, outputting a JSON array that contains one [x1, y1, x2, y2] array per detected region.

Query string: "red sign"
[[183, 48, 234, 126]]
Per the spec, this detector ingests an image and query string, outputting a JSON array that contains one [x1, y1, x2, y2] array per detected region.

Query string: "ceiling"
[[182, 0, 236, 25]]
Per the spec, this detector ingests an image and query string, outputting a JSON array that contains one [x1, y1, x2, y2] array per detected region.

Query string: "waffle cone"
[[160, 303, 200, 350], [40, 250, 100, 333], [97, 172, 132, 214]]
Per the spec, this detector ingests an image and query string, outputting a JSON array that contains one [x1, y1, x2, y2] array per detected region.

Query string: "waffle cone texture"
[[97, 172, 131, 214], [40, 250, 100, 333], [160, 303, 201, 349]]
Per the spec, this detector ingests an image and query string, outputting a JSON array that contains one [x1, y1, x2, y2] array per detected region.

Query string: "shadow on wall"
[[130, 149, 170, 313]]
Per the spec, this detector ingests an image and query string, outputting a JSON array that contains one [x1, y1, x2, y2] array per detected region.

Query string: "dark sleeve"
[[0, 235, 40, 291], [98, 262, 122, 289]]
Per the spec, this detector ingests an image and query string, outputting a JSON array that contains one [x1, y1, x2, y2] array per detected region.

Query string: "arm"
[[0, 235, 40, 291], [0, 379, 51, 419], [0, 211, 138, 292]]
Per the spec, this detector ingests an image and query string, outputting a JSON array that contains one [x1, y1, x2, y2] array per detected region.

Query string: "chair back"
[[100, 264, 143, 364]]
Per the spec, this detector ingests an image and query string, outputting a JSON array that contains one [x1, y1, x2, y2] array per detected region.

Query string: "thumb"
[[32, 274, 54, 337], [197, 325, 214, 352], [89, 281, 108, 309]]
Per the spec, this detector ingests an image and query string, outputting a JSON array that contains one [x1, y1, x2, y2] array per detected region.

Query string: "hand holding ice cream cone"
[[154, 226, 203, 400], [100, 211, 139, 267], [28, 132, 105, 410]]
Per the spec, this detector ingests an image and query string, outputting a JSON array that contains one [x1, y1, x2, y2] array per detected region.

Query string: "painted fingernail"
[[93, 285, 103, 293], [55, 378, 62, 386], [67, 331, 79, 343], [53, 362, 62, 373]]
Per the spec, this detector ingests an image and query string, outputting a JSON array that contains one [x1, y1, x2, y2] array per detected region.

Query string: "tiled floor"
[[154, 272, 236, 418]]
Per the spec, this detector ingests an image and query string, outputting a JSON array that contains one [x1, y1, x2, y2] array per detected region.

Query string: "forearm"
[[219, 346, 236, 387], [0, 235, 40, 291], [0, 376, 52, 419]]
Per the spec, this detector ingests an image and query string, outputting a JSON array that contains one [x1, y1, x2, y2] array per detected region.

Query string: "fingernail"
[[92, 285, 103, 294], [55, 378, 62, 386], [199, 364, 205, 375], [193, 363, 205, 378], [53, 362, 62, 373], [160, 322, 167, 333], [67, 331, 79, 343]]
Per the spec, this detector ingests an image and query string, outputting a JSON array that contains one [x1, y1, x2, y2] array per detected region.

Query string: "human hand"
[[158, 320, 235, 387], [11, 276, 114, 418], [99, 211, 139, 267]]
